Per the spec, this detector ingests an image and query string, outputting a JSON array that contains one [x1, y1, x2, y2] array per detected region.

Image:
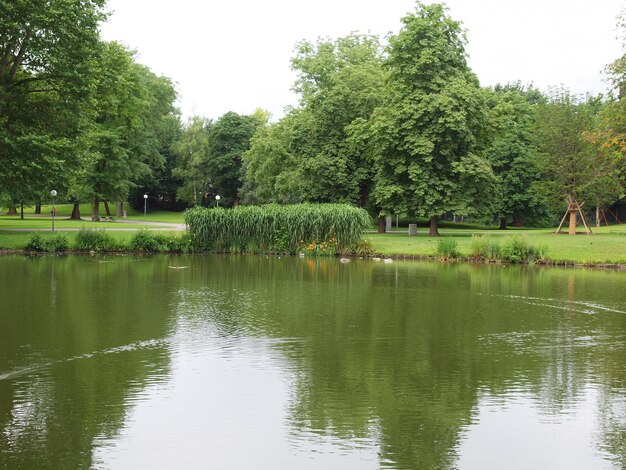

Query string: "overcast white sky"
[[100, 0, 625, 121]]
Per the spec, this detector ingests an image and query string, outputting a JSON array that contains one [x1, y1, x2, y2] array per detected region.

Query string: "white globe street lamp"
[[50, 190, 57, 231], [143, 194, 148, 219], [215, 195, 221, 207]]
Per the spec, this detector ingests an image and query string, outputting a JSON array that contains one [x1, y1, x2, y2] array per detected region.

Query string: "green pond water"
[[0, 255, 625, 469]]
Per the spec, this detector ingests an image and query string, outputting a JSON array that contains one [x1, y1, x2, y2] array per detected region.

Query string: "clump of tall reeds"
[[185, 203, 371, 254]]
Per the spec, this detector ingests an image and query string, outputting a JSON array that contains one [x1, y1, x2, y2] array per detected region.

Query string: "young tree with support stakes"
[[534, 89, 621, 234]]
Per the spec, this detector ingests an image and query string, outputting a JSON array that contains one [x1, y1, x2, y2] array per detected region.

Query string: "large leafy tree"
[[76, 42, 178, 220], [205, 111, 263, 207], [485, 84, 546, 228], [0, 0, 105, 117], [367, 2, 496, 235], [0, 0, 106, 213], [242, 34, 386, 207]]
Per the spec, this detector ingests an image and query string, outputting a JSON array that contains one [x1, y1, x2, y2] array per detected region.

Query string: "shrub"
[[343, 238, 374, 257], [74, 228, 117, 252], [129, 229, 168, 252], [434, 237, 459, 259], [501, 236, 531, 263], [470, 235, 501, 260], [48, 234, 69, 252], [167, 233, 194, 253], [24, 233, 49, 252]]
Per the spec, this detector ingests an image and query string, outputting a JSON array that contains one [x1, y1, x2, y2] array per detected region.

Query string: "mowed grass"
[[0, 217, 172, 230], [2, 203, 186, 224], [366, 227, 626, 264]]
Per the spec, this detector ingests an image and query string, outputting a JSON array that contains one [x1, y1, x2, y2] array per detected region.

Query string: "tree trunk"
[[35, 202, 41, 214], [104, 200, 112, 217], [92, 197, 101, 221], [20, 203, 24, 220], [7, 202, 17, 216], [595, 204, 600, 228], [499, 217, 507, 230], [568, 210, 577, 235], [377, 216, 386, 233], [429, 216, 440, 237], [115, 197, 123, 217], [70, 201, 81, 220]]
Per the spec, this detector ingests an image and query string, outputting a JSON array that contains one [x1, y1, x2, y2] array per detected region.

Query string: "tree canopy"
[[366, 2, 496, 235]]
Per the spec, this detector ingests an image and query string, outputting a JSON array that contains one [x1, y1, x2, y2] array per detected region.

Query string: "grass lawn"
[[2, 203, 186, 224], [366, 227, 626, 264], [0, 217, 174, 230]]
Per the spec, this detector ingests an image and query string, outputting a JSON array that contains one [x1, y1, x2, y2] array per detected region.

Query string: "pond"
[[0, 255, 625, 469]]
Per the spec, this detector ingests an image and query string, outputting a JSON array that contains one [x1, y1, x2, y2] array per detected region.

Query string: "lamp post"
[[143, 194, 148, 219], [215, 195, 221, 207], [50, 190, 57, 232]]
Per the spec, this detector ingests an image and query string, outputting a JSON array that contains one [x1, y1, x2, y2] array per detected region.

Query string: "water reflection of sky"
[[91, 332, 382, 469], [458, 387, 614, 470]]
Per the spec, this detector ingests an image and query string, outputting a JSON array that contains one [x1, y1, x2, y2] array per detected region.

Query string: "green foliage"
[[242, 34, 385, 207], [484, 84, 548, 226], [24, 233, 50, 252], [500, 236, 531, 263], [185, 204, 371, 255], [367, 3, 496, 231], [79, 42, 178, 219], [0, 0, 106, 206], [533, 88, 620, 212], [470, 236, 501, 260], [24, 233, 69, 252], [74, 228, 117, 252], [470, 235, 549, 263], [128, 229, 169, 252], [434, 238, 460, 259], [345, 238, 374, 257], [171, 116, 212, 205], [206, 112, 263, 206], [48, 234, 69, 252]]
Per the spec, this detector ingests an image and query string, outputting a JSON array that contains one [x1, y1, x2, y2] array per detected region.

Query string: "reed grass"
[[185, 204, 371, 254]]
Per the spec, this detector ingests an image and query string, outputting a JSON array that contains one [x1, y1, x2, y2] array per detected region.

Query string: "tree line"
[[2, 1, 625, 233]]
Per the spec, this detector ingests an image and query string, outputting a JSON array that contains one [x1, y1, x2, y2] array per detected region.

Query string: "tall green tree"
[[0, 0, 106, 213], [485, 84, 546, 228], [171, 116, 212, 206], [367, 3, 496, 235], [77, 42, 178, 220], [242, 34, 386, 207], [205, 111, 263, 206]]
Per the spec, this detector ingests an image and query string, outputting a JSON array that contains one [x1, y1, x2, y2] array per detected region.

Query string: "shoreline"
[[3, 249, 626, 271]]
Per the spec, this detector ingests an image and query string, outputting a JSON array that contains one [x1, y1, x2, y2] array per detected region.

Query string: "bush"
[[24, 233, 69, 252], [24, 233, 49, 252], [167, 233, 194, 253], [74, 228, 117, 252], [128, 229, 168, 252], [48, 233, 69, 252], [501, 236, 531, 263], [434, 237, 459, 259], [185, 203, 371, 255], [470, 235, 501, 260], [342, 238, 374, 257]]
